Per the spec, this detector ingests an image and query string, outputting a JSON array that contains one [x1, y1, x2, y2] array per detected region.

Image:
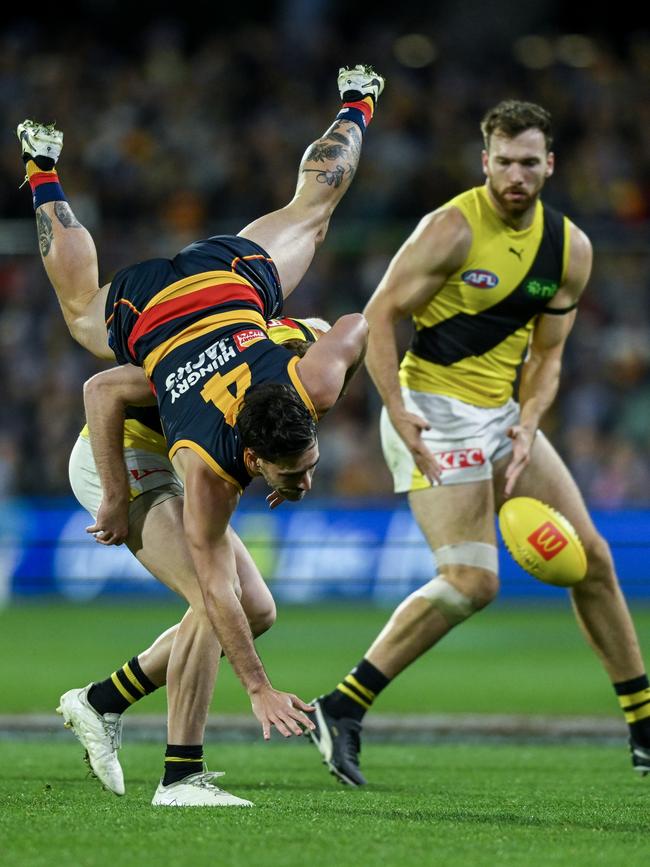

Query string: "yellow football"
[[498, 497, 587, 587]]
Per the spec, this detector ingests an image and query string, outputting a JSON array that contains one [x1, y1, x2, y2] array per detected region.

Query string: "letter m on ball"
[[527, 522, 569, 561]]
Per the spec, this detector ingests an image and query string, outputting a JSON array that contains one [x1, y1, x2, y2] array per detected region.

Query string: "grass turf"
[[2, 601, 650, 716], [1, 741, 649, 867]]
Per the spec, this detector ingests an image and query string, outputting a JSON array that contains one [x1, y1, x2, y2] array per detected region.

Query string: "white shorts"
[[69, 435, 184, 522], [380, 389, 521, 492]]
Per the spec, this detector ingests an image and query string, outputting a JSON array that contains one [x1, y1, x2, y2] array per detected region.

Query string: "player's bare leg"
[[239, 65, 384, 297], [125, 525, 277, 688], [493, 435, 650, 773], [366, 481, 498, 676], [307, 480, 498, 786], [493, 435, 645, 681], [17, 121, 113, 359], [128, 495, 220, 745]]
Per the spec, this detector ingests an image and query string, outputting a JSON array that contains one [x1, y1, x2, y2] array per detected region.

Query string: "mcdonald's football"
[[498, 497, 587, 587]]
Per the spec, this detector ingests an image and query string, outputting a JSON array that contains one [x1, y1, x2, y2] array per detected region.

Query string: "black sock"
[[321, 658, 390, 722], [87, 656, 158, 715], [614, 674, 650, 747], [163, 745, 204, 786]]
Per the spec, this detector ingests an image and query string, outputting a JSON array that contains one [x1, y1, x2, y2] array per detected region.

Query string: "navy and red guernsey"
[[105, 235, 316, 491]]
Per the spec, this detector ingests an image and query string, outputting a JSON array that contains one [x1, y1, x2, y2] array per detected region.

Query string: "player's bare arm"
[[363, 207, 472, 483], [504, 224, 592, 496], [176, 449, 315, 740], [84, 364, 156, 545], [295, 313, 369, 416]]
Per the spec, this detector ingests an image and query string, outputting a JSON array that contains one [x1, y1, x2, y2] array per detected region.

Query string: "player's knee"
[[581, 532, 616, 586], [413, 568, 498, 626], [447, 564, 500, 608], [433, 541, 500, 609]]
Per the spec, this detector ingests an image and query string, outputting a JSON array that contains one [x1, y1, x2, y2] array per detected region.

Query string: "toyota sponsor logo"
[[461, 269, 499, 289], [434, 448, 486, 470]]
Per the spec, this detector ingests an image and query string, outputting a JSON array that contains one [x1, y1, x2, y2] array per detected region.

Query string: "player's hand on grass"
[[391, 409, 442, 485], [250, 685, 315, 740], [504, 424, 534, 497], [87, 496, 129, 545]]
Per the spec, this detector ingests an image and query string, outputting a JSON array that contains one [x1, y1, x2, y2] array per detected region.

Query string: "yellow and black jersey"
[[266, 317, 321, 344], [400, 186, 571, 406]]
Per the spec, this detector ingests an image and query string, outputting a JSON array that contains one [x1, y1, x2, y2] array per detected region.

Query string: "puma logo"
[[509, 247, 524, 260]]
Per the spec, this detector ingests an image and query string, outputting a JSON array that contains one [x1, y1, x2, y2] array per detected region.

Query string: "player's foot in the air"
[[305, 696, 367, 786], [17, 119, 63, 167], [57, 684, 125, 796], [337, 64, 385, 103], [630, 737, 650, 776], [151, 771, 254, 807]]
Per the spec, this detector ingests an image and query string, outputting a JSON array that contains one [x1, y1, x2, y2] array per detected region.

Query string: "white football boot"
[[17, 119, 63, 165], [152, 771, 254, 807], [337, 64, 385, 103], [57, 684, 125, 796]]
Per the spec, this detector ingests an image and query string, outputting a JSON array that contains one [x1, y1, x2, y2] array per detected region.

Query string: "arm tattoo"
[[36, 210, 53, 257], [54, 201, 82, 228]]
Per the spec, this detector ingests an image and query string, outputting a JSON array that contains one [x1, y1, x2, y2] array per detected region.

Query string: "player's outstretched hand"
[[504, 424, 534, 497], [250, 685, 315, 741], [86, 496, 129, 545], [391, 409, 442, 485]]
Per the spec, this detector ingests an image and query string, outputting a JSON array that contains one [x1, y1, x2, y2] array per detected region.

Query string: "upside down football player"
[[18, 64, 384, 805], [59, 317, 328, 803]]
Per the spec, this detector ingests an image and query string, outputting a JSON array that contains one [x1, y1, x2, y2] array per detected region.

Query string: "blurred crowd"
[[1, 12, 649, 505]]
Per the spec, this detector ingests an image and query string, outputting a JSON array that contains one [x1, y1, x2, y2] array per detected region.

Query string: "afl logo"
[[461, 269, 499, 289]]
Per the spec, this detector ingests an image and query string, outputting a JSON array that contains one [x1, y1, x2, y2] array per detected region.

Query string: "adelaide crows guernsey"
[[79, 317, 319, 484], [399, 186, 570, 407], [103, 235, 316, 492]]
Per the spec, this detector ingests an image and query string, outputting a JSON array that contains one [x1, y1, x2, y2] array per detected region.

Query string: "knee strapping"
[[434, 541, 499, 573], [412, 576, 475, 625]]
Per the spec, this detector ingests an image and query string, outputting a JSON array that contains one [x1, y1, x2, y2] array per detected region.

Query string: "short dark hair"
[[481, 100, 553, 151], [237, 382, 316, 462]]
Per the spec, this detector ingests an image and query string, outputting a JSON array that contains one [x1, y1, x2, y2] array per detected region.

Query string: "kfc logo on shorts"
[[527, 522, 569, 561], [461, 269, 499, 289], [434, 448, 486, 471], [233, 329, 266, 350]]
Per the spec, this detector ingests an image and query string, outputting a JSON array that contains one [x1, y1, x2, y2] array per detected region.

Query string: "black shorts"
[[105, 235, 283, 367]]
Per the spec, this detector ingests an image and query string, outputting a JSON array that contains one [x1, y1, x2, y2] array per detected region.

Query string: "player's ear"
[[242, 447, 260, 475], [545, 151, 555, 178], [481, 149, 489, 177]]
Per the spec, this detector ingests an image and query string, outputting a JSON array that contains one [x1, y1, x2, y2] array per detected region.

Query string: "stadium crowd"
[[1, 16, 648, 504]]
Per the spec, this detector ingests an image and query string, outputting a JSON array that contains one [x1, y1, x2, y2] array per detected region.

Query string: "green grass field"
[[2, 600, 649, 715], [3, 601, 650, 866], [2, 741, 649, 867]]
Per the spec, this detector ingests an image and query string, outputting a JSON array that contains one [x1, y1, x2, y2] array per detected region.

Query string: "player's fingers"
[[86, 523, 100, 535], [271, 716, 292, 738], [261, 720, 271, 741], [290, 696, 315, 713], [280, 714, 304, 736]]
